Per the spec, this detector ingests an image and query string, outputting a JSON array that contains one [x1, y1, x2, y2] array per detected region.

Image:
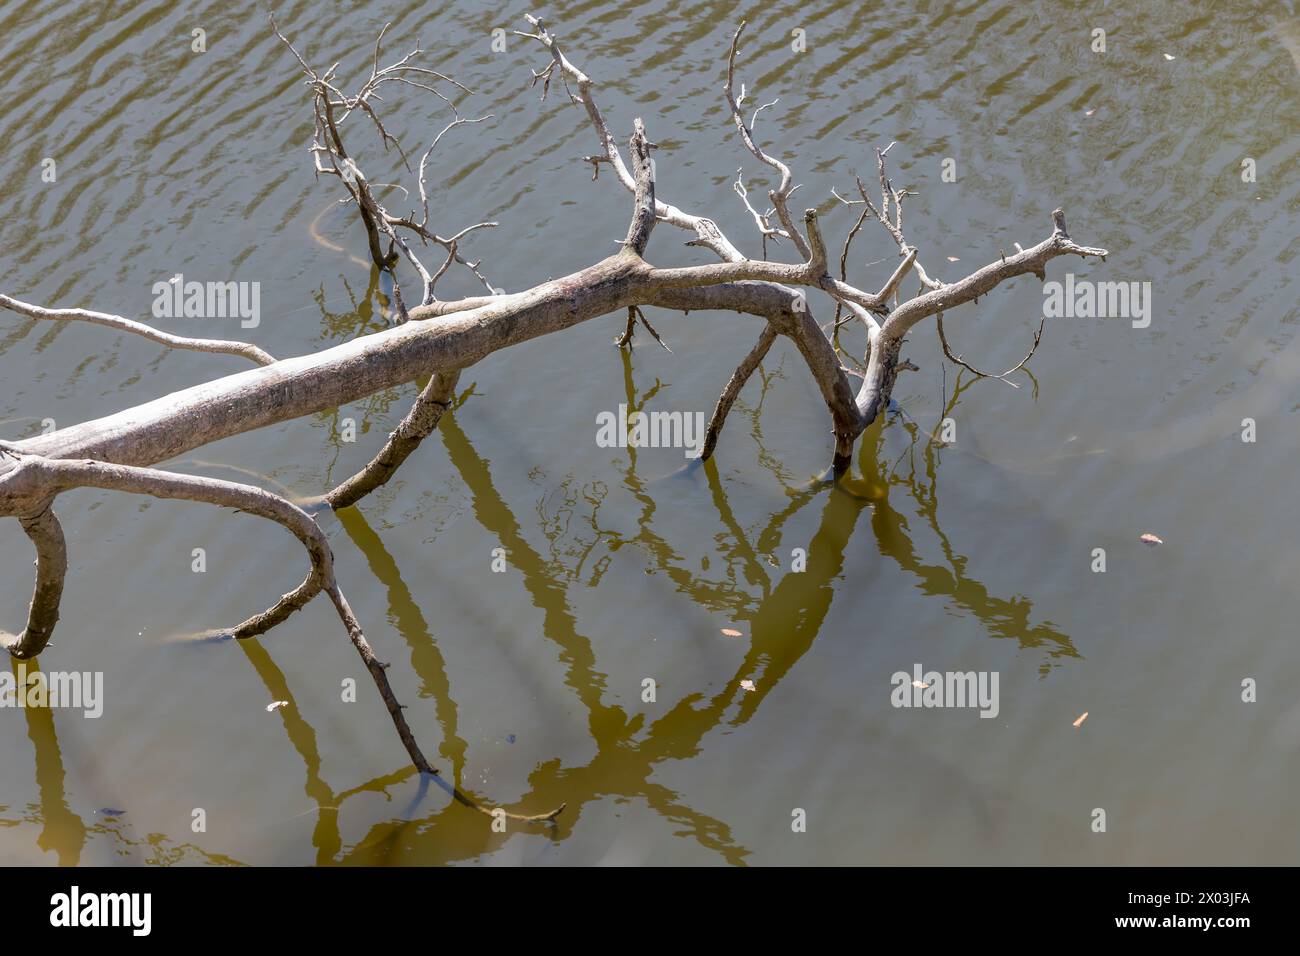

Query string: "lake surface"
[[0, 0, 1296, 865]]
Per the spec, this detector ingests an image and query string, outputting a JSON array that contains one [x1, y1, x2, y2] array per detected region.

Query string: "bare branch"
[[647, 208, 828, 289], [724, 22, 807, 258], [314, 370, 461, 510], [0, 294, 276, 366], [274, 15, 496, 295], [0, 460, 415, 779], [614, 304, 671, 352], [881, 209, 1106, 339], [937, 313, 1045, 388], [878, 247, 918, 302], [622, 119, 657, 256], [702, 325, 778, 461], [0, 504, 66, 659], [519, 14, 747, 261]]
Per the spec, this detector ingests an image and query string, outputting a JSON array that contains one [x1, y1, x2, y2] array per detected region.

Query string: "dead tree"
[[0, 15, 1108, 812]]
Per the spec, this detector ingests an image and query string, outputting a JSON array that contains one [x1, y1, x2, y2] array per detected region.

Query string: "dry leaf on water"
[[1073, 711, 1089, 727], [721, 628, 743, 637], [740, 679, 756, 692], [1140, 533, 1163, 546], [267, 700, 288, 712], [912, 679, 931, 689]]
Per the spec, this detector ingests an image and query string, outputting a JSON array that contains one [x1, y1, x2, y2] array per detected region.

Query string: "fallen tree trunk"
[[0, 255, 647, 494], [1, 14, 1107, 805], [0, 210, 1101, 501]]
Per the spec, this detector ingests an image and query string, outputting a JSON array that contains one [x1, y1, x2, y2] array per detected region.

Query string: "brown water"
[[0, 0, 1296, 865]]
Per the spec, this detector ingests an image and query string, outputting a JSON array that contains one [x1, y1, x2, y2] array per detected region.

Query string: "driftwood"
[[0, 15, 1108, 814]]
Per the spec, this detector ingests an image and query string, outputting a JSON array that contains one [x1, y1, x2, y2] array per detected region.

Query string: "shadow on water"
[[2, 657, 244, 866], [3, 347, 1081, 863], [298, 357, 1075, 864]]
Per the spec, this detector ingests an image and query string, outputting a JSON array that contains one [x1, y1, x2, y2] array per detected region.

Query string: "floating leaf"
[[740, 679, 756, 692], [266, 700, 289, 712], [1163, 53, 1176, 60], [1084, 108, 1096, 116], [1139, 532, 1163, 546], [721, 628, 743, 637], [1073, 711, 1089, 727], [912, 679, 931, 689], [946, 256, 960, 262]]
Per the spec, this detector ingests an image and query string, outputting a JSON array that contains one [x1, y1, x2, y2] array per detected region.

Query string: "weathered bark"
[[317, 370, 461, 510], [0, 253, 647, 500], [0, 504, 66, 659], [702, 326, 778, 461]]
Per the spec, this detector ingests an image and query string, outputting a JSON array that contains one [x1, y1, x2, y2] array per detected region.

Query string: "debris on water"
[[1073, 712, 1089, 728], [947, 256, 960, 262], [740, 679, 756, 692], [1163, 53, 1176, 60], [507, 734, 516, 744], [266, 700, 289, 712], [1140, 533, 1164, 546], [97, 808, 126, 816], [912, 679, 932, 689], [721, 628, 743, 637], [1085, 108, 1096, 116]]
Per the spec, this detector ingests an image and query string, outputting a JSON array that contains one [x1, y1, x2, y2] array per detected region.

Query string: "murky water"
[[0, 0, 1296, 865]]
